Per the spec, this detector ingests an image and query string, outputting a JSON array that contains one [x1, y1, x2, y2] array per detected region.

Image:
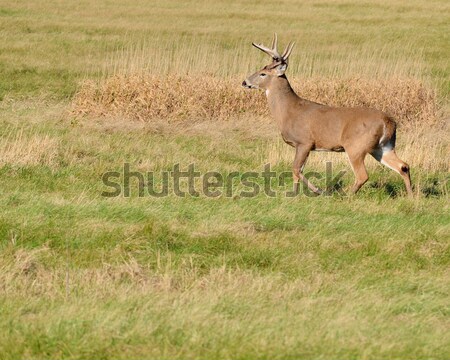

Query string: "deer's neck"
[[266, 75, 301, 123]]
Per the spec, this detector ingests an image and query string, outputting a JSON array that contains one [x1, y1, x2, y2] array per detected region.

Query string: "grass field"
[[0, 0, 449, 359]]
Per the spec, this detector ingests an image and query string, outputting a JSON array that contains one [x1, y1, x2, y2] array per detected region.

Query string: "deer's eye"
[[260, 73, 267, 77]]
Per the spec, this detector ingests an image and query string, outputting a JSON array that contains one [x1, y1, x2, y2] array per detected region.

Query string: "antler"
[[252, 33, 282, 60], [252, 33, 295, 62], [281, 41, 295, 61]]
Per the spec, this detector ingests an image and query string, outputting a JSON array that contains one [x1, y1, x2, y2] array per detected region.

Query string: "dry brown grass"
[[71, 74, 440, 129], [0, 129, 60, 167]]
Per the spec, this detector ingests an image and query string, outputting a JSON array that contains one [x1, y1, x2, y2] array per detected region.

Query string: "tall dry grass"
[[97, 36, 429, 82], [72, 74, 440, 128]]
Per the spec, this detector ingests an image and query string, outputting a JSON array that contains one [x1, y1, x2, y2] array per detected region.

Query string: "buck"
[[242, 34, 413, 196]]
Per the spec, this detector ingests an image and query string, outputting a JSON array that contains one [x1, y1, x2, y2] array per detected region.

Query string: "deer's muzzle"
[[242, 80, 255, 89]]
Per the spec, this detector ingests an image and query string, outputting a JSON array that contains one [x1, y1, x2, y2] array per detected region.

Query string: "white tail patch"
[[382, 143, 393, 154], [379, 123, 394, 154]]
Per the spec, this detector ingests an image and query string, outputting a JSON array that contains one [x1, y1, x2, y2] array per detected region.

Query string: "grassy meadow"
[[0, 0, 449, 359]]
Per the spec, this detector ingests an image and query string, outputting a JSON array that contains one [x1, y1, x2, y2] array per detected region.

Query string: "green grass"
[[0, 0, 449, 359], [1, 101, 449, 359]]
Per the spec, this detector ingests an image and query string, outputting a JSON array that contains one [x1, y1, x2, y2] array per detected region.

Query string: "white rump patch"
[[382, 143, 393, 153], [265, 89, 270, 97]]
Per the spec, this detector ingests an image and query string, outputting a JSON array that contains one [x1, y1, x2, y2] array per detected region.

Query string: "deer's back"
[[291, 103, 392, 150]]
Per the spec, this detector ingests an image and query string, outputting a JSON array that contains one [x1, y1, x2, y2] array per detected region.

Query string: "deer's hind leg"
[[346, 150, 369, 194], [371, 148, 413, 196]]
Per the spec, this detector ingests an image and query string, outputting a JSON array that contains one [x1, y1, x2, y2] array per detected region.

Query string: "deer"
[[242, 34, 413, 197]]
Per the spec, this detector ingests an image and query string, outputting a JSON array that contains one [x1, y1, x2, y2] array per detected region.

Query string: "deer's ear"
[[275, 62, 288, 76]]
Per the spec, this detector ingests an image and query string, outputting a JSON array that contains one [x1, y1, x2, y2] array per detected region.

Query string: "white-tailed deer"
[[242, 34, 413, 196]]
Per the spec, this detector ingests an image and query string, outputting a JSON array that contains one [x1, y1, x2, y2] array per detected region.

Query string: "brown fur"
[[243, 36, 413, 196]]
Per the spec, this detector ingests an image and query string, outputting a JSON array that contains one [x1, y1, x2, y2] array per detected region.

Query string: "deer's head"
[[242, 34, 295, 90]]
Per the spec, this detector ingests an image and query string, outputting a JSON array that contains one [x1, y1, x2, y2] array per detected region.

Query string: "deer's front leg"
[[293, 145, 322, 195]]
